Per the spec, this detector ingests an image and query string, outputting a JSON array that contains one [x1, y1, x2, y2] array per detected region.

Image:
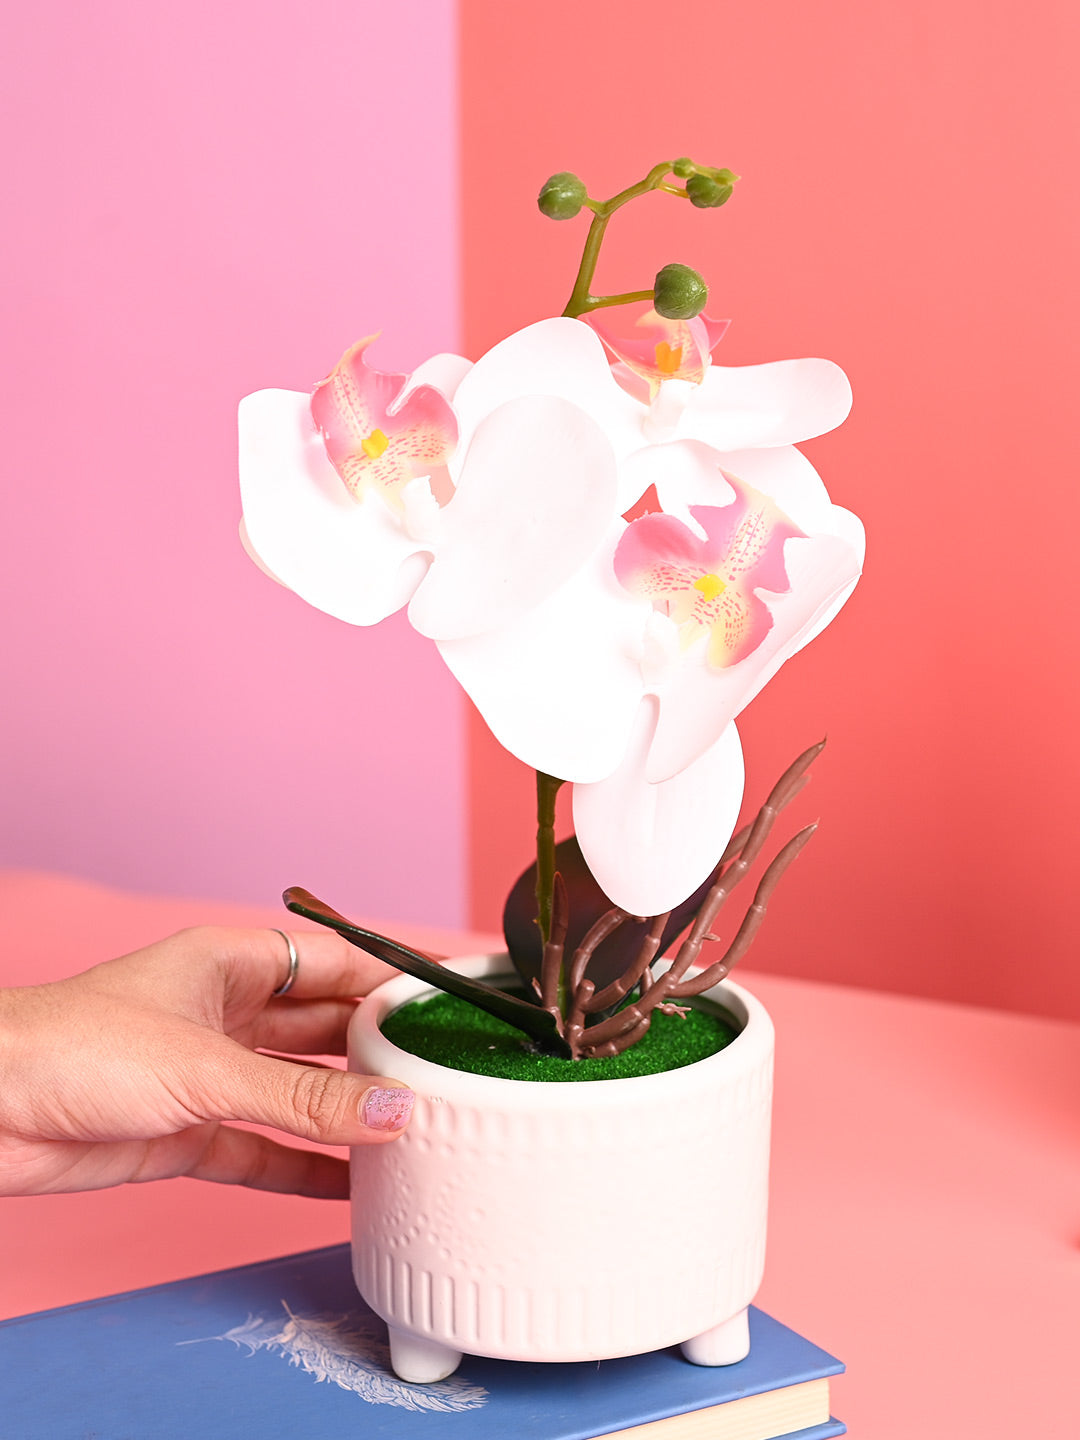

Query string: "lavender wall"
[[0, 2, 466, 926]]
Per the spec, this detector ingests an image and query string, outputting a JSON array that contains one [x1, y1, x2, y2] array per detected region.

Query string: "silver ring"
[[271, 929, 299, 997]]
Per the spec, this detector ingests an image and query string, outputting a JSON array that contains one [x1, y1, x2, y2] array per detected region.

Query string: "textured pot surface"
[[348, 954, 774, 1365]]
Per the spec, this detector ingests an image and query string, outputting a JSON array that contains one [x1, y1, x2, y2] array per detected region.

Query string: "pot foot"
[[680, 1307, 750, 1366], [387, 1325, 463, 1383]]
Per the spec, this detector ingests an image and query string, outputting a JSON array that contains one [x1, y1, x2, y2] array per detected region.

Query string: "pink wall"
[[0, 3, 466, 926], [5, 2, 1078, 1021], [460, 0, 1080, 1021]]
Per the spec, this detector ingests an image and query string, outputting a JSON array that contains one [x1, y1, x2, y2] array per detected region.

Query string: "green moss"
[[381, 985, 738, 1082]]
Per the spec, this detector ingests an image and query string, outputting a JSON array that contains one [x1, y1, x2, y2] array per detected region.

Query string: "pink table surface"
[[2, 870, 1078, 1437]]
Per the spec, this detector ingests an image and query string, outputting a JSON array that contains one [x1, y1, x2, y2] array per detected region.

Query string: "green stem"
[[535, 771, 564, 945], [574, 288, 655, 314], [562, 160, 681, 320], [562, 209, 613, 319]]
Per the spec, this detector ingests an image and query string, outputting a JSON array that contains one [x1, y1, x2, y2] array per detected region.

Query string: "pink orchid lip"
[[587, 306, 731, 395], [310, 336, 458, 510], [613, 475, 805, 670]]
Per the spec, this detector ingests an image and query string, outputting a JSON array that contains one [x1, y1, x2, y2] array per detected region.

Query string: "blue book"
[[0, 1244, 844, 1440]]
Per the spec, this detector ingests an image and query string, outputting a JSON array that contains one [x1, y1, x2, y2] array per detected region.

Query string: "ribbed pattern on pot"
[[350, 1043, 773, 1362]]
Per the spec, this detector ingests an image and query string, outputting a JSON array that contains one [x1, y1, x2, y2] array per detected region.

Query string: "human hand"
[[0, 926, 413, 1200]]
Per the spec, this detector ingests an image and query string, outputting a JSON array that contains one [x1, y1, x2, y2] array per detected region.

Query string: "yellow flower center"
[[361, 427, 389, 460], [654, 341, 685, 375], [693, 572, 726, 602]]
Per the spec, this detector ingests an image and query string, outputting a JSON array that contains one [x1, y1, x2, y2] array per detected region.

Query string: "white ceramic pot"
[[348, 954, 774, 1383]]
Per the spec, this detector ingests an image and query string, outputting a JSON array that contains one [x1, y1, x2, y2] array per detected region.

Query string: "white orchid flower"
[[437, 439, 863, 913], [239, 336, 620, 640], [438, 314, 853, 515], [239, 322, 861, 918]]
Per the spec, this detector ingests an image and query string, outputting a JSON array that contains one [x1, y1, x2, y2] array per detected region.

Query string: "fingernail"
[[361, 1085, 415, 1132]]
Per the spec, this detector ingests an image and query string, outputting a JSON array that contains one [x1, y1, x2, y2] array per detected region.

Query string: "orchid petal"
[[609, 361, 651, 406], [573, 705, 744, 914], [588, 308, 730, 394], [642, 379, 697, 444], [238, 516, 286, 587], [633, 440, 818, 525], [645, 529, 863, 782], [630, 439, 864, 558], [239, 389, 429, 626], [679, 358, 852, 450], [619, 439, 736, 524], [678, 443, 835, 530], [786, 504, 865, 656], [639, 441, 867, 655], [310, 337, 458, 509], [395, 351, 473, 408], [615, 476, 807, 670], [449, 318, 644, 465], [384, 350, 471, 510], [435, 531, 647, 783], [408, 395, 618, 642]]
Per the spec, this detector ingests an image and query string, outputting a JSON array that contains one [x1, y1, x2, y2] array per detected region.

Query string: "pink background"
[[460, 0, 1080, 1023], [2, 14, 1078, 1430], [0, 2, 466, 927], [3, 2, 1080, 1022]]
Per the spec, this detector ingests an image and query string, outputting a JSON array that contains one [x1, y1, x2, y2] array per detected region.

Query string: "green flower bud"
[[671, 156, 696, 179], [538, 171, 588, 220], [703, 166, 739, 186], [653, 263, 708, 319], [686, 173, 734, 209]]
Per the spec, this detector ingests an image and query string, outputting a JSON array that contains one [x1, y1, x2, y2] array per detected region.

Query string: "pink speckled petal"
[[310, 337, 458, 507], [615, 476, 806, 670], [608, 361, 651, 406], [645, 442, 867, 658], [680, 358, 853, 450], [644, 529, 864, 782], [573, 704, 744, 914], [588, 308, 731, 392], [409, 395, 618, 642], [614, 511, 709, 596], [239, 389, 429, 626], [690, 488, 804, 591], [435, 530, 646, 782]]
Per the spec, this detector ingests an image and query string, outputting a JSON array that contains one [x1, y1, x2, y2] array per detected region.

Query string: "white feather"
[[207, 1304, 489, 1412]]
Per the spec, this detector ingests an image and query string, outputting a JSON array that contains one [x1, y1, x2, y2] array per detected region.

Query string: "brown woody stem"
[[669, 824, 818, 997], [574, 740, 825, 1059], [584, 911, 669, 1013]]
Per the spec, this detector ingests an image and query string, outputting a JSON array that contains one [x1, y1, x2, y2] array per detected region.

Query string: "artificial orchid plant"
[[239, 158, 864, 1060]]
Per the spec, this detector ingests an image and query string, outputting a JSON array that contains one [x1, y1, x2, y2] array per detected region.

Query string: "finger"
[[204, 1039, 415, 1146], [241, 926, 400, 998], [246, 998, 358, 1055], [170, 926, 400, 1011], [183, 1126, 350, 1198]]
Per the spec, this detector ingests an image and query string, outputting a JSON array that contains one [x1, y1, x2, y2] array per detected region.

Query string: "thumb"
[[204, 1041, 414, 1145]]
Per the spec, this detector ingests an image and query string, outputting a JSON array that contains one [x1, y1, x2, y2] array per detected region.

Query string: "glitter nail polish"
[[362, 1085, 415, 1132]]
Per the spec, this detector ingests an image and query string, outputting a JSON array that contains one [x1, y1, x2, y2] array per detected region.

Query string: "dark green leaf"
[[284, 887, 572, 1057]]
